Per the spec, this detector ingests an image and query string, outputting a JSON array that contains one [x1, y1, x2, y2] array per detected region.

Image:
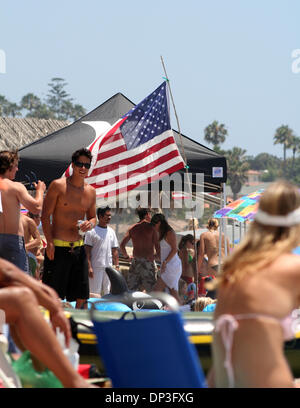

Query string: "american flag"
[[65, 82, 185, 198]]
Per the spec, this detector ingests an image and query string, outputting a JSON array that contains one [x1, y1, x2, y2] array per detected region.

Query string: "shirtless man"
[[0, 150, 46, 273], [21, 213, 41, 279], [41, 148, 96, 308], [197, 218, 230, 275], [120, 208, 160, 292]]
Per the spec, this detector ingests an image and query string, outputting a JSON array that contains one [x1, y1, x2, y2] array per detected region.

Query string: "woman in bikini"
[[209, 180, 300, 388], [151, 213, 182, 304], [178, 234, 196, 284]]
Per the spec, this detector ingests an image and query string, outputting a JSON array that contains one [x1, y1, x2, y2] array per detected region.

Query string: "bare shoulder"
[[277, 253, 300, 277], [128, 223, 137, 231], [84, 183, 96, 195], [166, 229, 176, 239], [8, 181, 31, 201], [45, 178, 65, 196], [22, 215, 36, 232], [10, 180, 26, 192], [49, 178, 65, 189], [286, 253, 300, 270], [21, 214, 29, 226], [145, 222, 155, 230], [27, 216, 37, 228], [129, 222, 141, 232], [84, 182, 94, 191]]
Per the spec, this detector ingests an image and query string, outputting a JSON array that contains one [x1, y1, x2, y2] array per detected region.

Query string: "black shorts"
[[42, 245, 89, 302]]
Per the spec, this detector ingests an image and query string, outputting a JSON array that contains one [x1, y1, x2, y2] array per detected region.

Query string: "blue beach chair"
[[91, 292, 207, 388]]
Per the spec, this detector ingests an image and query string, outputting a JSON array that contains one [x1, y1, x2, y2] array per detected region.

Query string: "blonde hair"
[[188, 218, 199, 230], [220, 180, 300, 285], [206, 218, 219, 230], [194, 297, 217, 312]]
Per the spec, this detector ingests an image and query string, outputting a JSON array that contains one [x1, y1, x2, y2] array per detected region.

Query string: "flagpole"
[[160, 56, 188, 165], [160, 55, 199, 299], [223, 182, 228, 257], [218, 189, 223, 274]]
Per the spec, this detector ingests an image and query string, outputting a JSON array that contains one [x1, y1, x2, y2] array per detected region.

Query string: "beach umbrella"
[[213, 189, 264, 223]]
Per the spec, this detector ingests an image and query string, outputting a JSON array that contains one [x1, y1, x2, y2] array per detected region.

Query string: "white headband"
[[255, 207, 300, 227]]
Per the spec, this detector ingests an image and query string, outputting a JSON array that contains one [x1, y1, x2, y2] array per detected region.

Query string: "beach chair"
[[91, 292, 207, 388]]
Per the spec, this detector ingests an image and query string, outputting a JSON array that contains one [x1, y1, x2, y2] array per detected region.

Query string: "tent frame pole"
[[160, 55, 198, 299], [218, 188, 223, 274], [223, 183, 228, 257]]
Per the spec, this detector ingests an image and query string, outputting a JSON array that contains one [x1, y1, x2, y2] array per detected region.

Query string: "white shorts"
[[89, 266, 111, 296]]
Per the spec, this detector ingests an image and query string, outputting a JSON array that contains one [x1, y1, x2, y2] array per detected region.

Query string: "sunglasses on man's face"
[[74, 161, 91, 169]]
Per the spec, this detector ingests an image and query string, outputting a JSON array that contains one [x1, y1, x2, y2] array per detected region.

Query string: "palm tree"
[[20, 93, 42, 113], [289, 135, 300, 177], [226, 147, 250, 200], [273, 125, 294, 176], [0, 95, 13, 116], [5, 103, 21, 118], [204, 120, 227, 150]]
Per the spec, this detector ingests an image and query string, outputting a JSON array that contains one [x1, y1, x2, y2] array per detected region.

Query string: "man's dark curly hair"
[[136, 207, 151, 221], [0, 150, 19, 175], [71, 148, 92, 163], [97, 206, 111, 219]]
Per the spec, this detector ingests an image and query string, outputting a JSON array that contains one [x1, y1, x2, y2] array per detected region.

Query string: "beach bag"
[[0, 337, 21, 388], [11, 351, 63, 388]]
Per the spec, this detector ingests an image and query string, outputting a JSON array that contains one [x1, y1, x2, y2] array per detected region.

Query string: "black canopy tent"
[[16, 92, 227, 194]]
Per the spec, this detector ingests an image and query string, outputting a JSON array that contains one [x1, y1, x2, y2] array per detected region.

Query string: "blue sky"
[[0, 0, 300, 158]]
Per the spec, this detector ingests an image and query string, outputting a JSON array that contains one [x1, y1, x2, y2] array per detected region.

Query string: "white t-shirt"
[[84, 225, 119, 268]]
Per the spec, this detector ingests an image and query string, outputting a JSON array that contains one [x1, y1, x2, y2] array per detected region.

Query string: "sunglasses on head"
[[74, 161, 91, 169]]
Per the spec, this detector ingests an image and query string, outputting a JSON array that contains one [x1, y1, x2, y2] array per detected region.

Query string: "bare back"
[[129, 221, 157, 261], [43, 178, 96, 241], [22, 215, 33, 243], [201, 230, 226, 267], [213, 254, 300, 387], [0, 179, 24, 236]]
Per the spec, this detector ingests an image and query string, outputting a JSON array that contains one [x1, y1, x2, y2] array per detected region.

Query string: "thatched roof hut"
[[0, 117, 69, 151]]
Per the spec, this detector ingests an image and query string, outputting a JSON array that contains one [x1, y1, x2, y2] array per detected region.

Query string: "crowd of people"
[[0, 148, 225, 310], [1, 146, 300, 388]]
